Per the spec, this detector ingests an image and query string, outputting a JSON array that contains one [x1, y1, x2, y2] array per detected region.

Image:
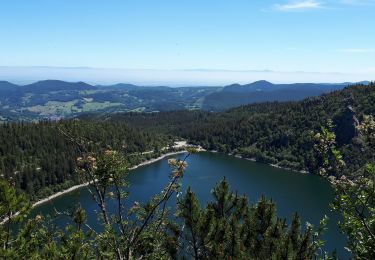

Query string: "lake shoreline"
[[35, 150, 189, 207], [1, 148, 308, 224], [208, 150, 309, 174], [1, 150, 188, 225], [129, 150, 188, 170]]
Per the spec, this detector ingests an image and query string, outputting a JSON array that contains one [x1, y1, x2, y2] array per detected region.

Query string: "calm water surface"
[[30, 152, 347, 258]]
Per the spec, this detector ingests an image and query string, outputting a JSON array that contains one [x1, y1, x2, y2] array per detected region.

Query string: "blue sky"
[[0, 0, 374, 85]]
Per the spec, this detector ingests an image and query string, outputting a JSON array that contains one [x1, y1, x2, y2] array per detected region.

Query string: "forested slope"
[[1, 82, 374, 200], [105, 83, 375, 173], [202, 81, 345, 111], [0, 120, 169, 201]]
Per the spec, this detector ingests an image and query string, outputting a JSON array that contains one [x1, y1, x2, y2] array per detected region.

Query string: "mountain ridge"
[[0, 79, 371, 121], [0, 79, 370, 89], [201, 80, 368, 110]]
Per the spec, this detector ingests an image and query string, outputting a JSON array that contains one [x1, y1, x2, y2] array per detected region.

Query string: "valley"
[[2, 1, 374, 257], [0, 79, 361, 122], [1, 81, 374, 259], [28, 152, 347, 258]]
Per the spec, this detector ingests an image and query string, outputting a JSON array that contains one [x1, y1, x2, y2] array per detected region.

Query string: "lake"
[[29, 151, 347, 258]]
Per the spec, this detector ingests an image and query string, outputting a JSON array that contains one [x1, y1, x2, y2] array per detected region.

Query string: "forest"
[[0, 79, 352, 121], [1, 82, 374, 258], [2, 0, 374, 257], [0, 120, 170, 201], [1, 82, 374, 200], [97, 82, 375, 175]]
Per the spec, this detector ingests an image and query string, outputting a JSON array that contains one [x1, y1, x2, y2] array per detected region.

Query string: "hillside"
[[103, 82, 375, 174], [0, 80, 19, 90], [0, 120, 170, 201], [0, 79, 357, 121], [1, 82, 374, 200], [202, 81, 347, 110], [0, 80, 220, 121], [24, 80, 96, 93]]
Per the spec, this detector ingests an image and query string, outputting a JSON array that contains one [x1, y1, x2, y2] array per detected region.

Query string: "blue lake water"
[[29, 152, 347, 258]]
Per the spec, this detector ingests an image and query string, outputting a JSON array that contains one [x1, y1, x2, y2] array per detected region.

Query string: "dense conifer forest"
[[0, 82, 374, 200], [2, 0, 374, 257], [104, 83, 375, 174], [1, 82, 375, 258], [0, 120, 169, 201]]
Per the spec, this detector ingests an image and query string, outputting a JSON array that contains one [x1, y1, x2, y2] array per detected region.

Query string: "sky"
[[0, 0, 374, 85]]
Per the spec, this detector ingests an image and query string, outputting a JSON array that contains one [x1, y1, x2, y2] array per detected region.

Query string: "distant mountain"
[[0, 79, 371, 121], [202, 81, 355, 111], [341, 81, 370, 85], [0, 81, 19, 91], [23, 80, 96, 93], [0, 80, 220, 121], [222, 80, 347, 93], [223, 80, 275, 92]]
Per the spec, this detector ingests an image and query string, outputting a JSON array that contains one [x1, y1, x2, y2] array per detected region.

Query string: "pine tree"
[[178, 179, 324, 259]]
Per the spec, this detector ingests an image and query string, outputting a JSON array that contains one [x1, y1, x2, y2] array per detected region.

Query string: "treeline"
[[0, 120, 169, 201], [1, 83, 374, 258], [102, 82, 375, 174], [2, 119, 374, 258], [0, 150, 332, 259], [1, 82, 374, 200]]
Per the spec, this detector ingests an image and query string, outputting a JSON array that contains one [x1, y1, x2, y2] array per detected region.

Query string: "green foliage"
[[2, 82, 374, 201], [313, 121, 345, 177], [0, 80, 220, 121], [1, 149, 328, 259], [178, 178, 328, 259], [0, 120, 169, 201], [3, 82, 374, 258], [112, 82, 375, 174], [315, 116, 375, 258]]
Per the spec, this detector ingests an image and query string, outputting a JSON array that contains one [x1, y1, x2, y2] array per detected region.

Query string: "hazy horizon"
[[0, 1, 374, 85], [0, 66, 372, 86]]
